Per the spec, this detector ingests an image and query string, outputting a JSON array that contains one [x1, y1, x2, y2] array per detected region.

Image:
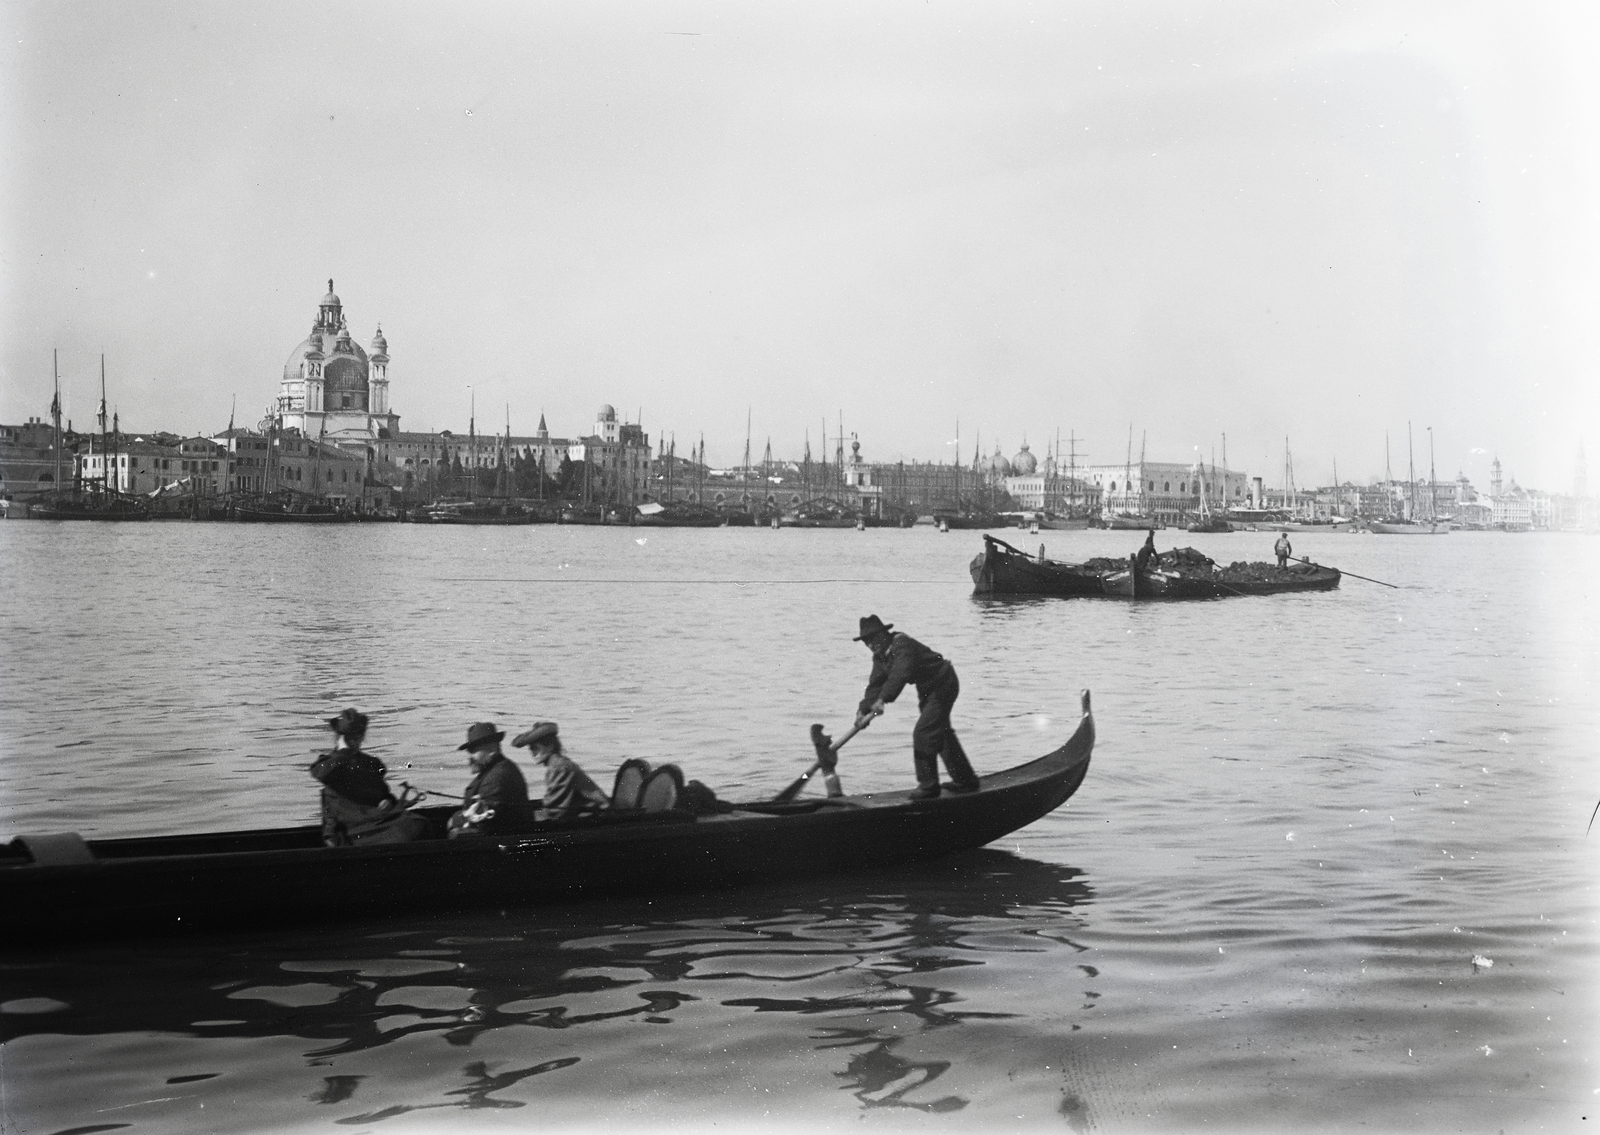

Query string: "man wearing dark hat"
[[310, 708, 426, 846], [513, 722, 611, 821], [448, 722, 531, 837], [853, 615, 981, 799]]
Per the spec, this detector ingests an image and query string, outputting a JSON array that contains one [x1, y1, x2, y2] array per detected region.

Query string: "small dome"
[[988, 444, 1012, 478], [597, 404, 616, 422], [370, 325, 387, 352], [1011, 442, 1037, 476], [322, 279, 340, 307]]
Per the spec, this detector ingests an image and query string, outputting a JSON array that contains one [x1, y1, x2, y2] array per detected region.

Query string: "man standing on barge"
[[854, 615, 981, 799]]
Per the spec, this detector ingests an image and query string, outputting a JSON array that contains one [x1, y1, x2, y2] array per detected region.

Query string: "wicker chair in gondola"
[[612, 759, 652, 809], [638, 765, 685, 813]]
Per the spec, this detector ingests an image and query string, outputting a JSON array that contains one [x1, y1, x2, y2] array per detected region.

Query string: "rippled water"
[[1, 523, 1595, 1133]]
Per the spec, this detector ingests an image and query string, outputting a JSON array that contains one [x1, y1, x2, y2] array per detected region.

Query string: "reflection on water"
[[1, 850, 1092, 1129]]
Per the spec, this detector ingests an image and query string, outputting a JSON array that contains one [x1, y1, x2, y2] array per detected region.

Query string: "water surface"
[[1, 524, 1594, 1132]]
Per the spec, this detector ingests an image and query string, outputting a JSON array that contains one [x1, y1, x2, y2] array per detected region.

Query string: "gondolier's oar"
[[773, 716, 873, 803], [1296, 555, 1397, 588]]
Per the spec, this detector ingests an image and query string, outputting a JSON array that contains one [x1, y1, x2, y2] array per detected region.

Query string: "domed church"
[[276, 280, 400, 444]]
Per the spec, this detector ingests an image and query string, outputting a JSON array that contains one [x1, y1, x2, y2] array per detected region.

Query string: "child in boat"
[[310, 708, 426, 846], [512, 722, 611, 821]]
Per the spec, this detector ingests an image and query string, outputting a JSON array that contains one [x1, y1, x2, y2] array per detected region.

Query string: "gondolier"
[[1274, 532, 1292, 569], [854, 615, 980, 799], [1134, 530, 1158, 573]]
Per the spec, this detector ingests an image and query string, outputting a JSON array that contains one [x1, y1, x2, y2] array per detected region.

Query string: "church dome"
[[284, 328, 368, 384], [1011, 442, 1037, 476], [988, 445, 1012, 478]]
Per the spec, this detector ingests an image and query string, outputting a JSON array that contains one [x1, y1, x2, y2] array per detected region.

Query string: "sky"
[[3, 0, 1597, 491]]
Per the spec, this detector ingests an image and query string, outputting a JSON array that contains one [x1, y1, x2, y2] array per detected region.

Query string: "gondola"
[[971, 535, 1340, 599], [1, 692, 1094, 943]]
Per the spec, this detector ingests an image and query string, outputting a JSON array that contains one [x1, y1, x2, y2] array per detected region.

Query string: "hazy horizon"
[[4, 1, 1596, 493]]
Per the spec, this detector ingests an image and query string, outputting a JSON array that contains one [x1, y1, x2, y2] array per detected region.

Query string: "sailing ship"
[[28, 353, 149, 521], [1371, 423, 1451, 534]]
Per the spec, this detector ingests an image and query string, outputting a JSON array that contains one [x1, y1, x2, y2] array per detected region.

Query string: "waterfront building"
[[372, 406, 649, 503], [1451, 473, 1493, 528], [276, 280, 399, 448], [76, 436, 220, 495], [218, 429, 273, 495], [1070, 460, 1250, 526], [565, 406, 653, 505], [0, 418, 76, 499], [1489, 477, 1532, 531]]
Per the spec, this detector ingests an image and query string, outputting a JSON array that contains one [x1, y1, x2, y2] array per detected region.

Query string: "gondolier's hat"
[[853, 614, 893, 641], [512, 721, 559, 749], [459, 722, 504, 751], [327, 708, 369, 736]]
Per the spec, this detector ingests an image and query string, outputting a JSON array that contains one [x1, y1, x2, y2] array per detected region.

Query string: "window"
[[1163, 481, 1170, 491]]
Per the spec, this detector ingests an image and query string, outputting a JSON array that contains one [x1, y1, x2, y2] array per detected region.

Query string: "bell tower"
[[369, 326, 389, 415]]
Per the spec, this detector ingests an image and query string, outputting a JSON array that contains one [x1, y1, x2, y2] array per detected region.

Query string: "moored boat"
[[633, 501, 723, 527], [1, 693, 1095, 942], [1102, 513, 1162, 530], [932, 507, 1007, 531], [1370, 518, 1451, 534], [26, 491, 150, 521], [416, 501, 541, 525]]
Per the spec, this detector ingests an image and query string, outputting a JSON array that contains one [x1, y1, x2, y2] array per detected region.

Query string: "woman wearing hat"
[[512, 722, 610, 822], [310, 708, 425, 846], [448, 722, 531, 837], [853, 615, 981, 799]]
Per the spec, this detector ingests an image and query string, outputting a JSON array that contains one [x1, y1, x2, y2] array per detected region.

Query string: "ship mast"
[[51, 350, 62, 500], [98, 355, 109, 495], [953, 419, 960, 511], [1138, 429, 1147, 518], [1407, 421, 1416, 521], [1427, 426, 1437, 521], [1123, 424, 1133, 518]]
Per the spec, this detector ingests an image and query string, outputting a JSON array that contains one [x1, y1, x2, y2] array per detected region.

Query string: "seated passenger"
[[310, 708, 426, 846], [449, 721, 531, 837], [512, 721, 611, 821]]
